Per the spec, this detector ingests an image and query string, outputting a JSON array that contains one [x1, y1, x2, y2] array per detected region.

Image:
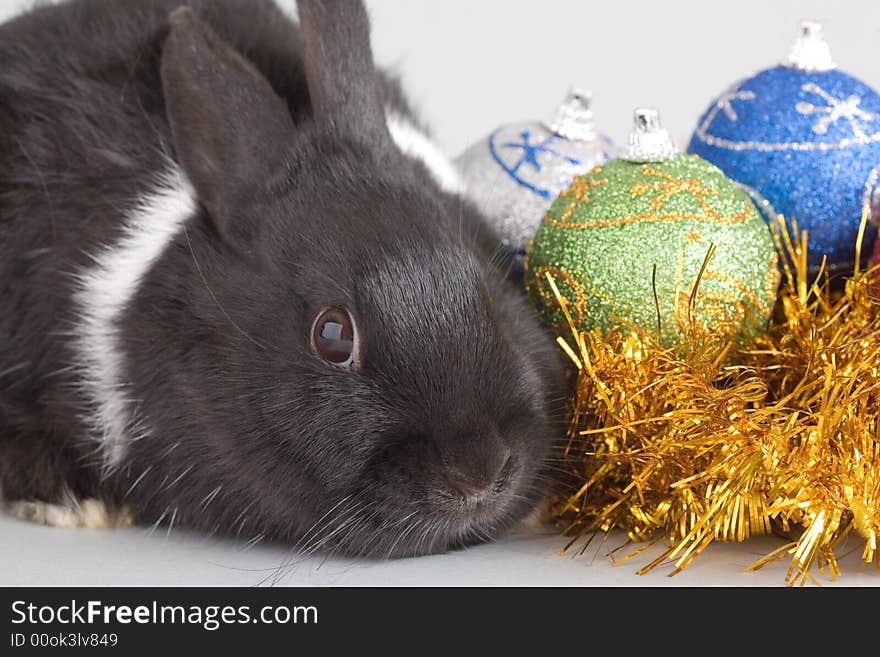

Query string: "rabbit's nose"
[[447, 450, 512, 503]]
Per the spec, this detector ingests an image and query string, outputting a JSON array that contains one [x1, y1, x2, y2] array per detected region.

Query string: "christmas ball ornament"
[[688, 21, 880, 273], [525, 108, 779, 348], [455, 88, 615, 271]]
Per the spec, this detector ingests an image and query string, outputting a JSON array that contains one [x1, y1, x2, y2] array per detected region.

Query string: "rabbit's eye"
[[312, 307, 358, 368]]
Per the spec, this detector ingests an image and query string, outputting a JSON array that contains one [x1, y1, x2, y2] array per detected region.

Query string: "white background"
[[367, 0, 880, 155], [2, 0, 879, 156], [1, 0, 879, 586]]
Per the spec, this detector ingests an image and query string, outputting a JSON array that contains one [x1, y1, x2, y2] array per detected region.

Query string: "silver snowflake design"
[[715, 89, 756, 121], [795, 83, 879, 139]]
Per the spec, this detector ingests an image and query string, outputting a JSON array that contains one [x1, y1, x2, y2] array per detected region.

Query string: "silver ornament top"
[[782, 20, 836, 72], [621, 108, 678, 162], [546, 88, 596, 141]]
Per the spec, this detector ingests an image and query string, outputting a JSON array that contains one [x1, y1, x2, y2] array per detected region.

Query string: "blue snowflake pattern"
[[488, 128, 583, 199]]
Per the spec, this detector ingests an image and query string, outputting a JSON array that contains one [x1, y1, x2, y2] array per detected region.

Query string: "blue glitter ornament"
[[688, 21, 880, 272]]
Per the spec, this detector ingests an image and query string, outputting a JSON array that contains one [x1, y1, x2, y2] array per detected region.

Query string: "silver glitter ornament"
[[455, 89, 615, 271]]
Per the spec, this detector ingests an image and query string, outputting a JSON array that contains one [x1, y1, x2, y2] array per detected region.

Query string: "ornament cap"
[[547, 87, 597, 141], [621, 108, 678, 162], [782, 20, 836, 72]]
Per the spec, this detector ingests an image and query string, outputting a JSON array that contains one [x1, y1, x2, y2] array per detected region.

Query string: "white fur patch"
[[73, 166, 196, 470], [386, 111, 465, 194], [8, 498, 133, 529]]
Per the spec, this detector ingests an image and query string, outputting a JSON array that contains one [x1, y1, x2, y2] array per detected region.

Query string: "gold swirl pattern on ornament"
[[674, 267, 768, 336], [630, 166, 721, 219], [544, 163, 754, 229], [700, 268, 774, 317], [675, 287, 744, 336], [542, 203, 754, 229], [554, 175, 607, 224], [532, 266, 589, 326]]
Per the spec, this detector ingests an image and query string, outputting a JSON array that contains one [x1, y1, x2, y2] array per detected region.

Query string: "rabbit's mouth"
[[393, 471, 542, 557], [295, 476, 540, 560]]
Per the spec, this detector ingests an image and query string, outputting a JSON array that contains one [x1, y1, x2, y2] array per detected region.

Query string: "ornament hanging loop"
[[783, 20, 836, 72], [547, 87, 597, 141], [622, 107, 678, 162]]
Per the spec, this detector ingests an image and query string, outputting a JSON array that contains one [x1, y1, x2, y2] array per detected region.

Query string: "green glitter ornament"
[[525, 108, 780, 347]]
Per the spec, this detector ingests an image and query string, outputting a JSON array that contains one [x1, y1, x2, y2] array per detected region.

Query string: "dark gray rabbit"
[[0, 0, 564, 557]]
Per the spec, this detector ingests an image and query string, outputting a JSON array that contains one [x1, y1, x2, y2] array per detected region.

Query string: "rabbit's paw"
[[6, 498, 133, 529]]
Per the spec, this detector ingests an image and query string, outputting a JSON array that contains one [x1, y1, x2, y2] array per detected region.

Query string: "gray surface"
[[1, 0, 879, 587], [3, 514, 879, 587]]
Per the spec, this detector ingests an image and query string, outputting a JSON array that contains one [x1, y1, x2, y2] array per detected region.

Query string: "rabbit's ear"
[[160, 7, 295, 233], [298, 0, 391, 149]]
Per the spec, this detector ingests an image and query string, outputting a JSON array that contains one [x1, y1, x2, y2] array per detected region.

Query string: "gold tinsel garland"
[[548, 211, 879, 585]]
